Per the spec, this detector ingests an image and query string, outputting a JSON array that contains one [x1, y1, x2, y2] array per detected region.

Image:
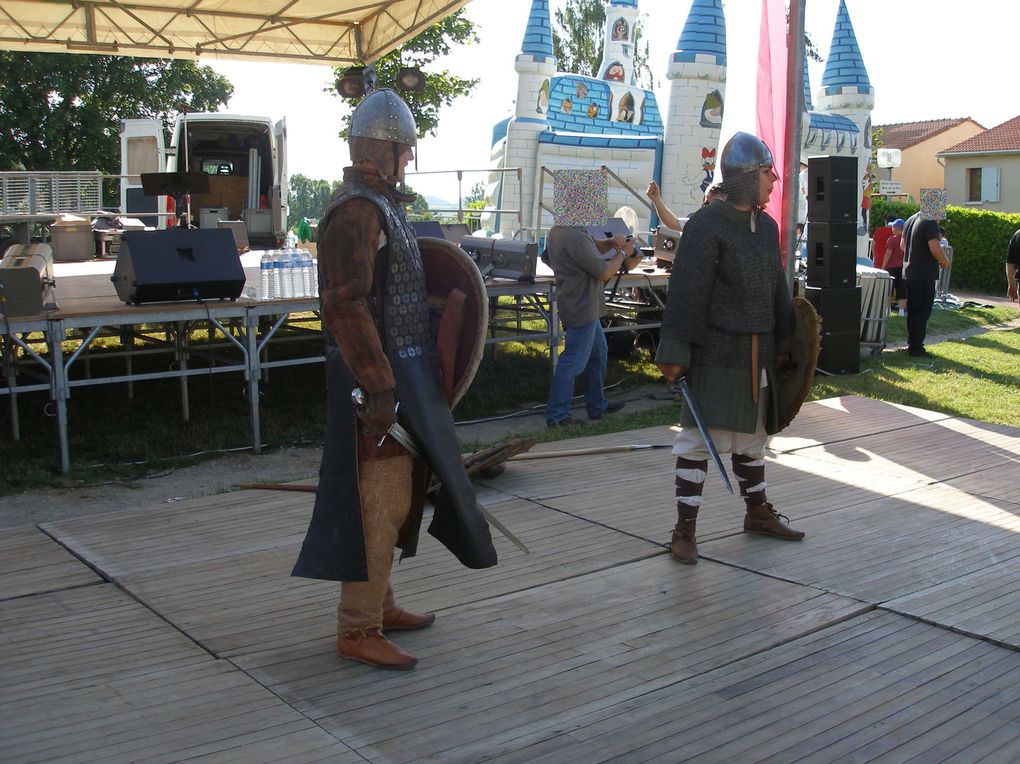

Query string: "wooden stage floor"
[[3, 396, 1020, 762]]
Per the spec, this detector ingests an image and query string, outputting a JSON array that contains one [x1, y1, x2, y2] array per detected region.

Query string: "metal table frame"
[[0, 270, 670, 472]]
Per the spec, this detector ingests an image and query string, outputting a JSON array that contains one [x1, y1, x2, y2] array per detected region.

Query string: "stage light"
[[337, 67, 366, 99], [395, 67, 426, 92]]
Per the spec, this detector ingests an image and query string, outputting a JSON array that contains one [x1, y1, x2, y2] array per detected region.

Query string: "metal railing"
[[0, 171, 104, 217], [404, 166, 523, 231]]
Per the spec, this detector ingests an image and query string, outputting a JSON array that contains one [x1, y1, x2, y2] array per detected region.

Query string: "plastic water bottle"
[[271, 249, 283, 299], [259, 251, 273, 300], [299, 248, 313, 298], [311, 258, 319, 297], [280, 248, 294, 299], [285, 230, 298, 249]]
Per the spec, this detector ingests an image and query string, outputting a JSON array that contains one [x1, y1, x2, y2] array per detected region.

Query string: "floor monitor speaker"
[[112, 229, 246, 305], [807, 155, 858, 224]]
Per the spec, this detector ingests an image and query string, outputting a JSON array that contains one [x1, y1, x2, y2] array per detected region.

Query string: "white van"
[[120, 113, 288, 243]]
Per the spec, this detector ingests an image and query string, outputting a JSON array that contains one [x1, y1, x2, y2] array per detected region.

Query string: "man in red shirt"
[[872, 217, 895, 269]]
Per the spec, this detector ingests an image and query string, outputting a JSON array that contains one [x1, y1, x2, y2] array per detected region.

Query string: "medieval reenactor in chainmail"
[[291, 89, 496, 670], [655, 132, 805, 565]]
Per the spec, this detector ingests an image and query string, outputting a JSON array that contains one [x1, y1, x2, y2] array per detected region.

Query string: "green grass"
[[0, 302, 1015, 495]]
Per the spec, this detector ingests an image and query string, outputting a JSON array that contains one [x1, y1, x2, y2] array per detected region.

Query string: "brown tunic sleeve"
[[320, 197, 395, 395]]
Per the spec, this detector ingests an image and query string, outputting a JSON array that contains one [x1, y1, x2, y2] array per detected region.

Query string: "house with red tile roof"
[[874, 118, 984, 203], [938, 115, 1020, 213]]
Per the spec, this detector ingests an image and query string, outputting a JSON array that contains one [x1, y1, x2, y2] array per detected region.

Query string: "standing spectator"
[[884, 219, 906, 315], [1007, 228, 1020, 305], [872, 216, 896, 269], [902, 210, 951, 357], [545, 225, 637, 427]]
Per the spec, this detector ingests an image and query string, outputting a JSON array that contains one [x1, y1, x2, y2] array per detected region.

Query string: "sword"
[[673, 376, 735, 494], [351, 388, 530, 554]]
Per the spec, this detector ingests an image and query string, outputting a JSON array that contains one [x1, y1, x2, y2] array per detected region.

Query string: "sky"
[[206, 0, 1015, 203]]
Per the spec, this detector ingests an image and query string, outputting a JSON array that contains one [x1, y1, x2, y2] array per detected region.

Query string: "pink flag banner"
[[755, 0, 788, 252]]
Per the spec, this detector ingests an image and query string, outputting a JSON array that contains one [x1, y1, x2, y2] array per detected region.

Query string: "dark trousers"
[[906, 278, 936, 351]]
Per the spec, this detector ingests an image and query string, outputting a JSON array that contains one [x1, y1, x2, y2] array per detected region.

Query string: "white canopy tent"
[[0, 0, 469, 65]]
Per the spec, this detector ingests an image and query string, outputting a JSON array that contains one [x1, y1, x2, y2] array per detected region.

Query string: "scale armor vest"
[[320, 180, 434, 367], [315, 176, 498, 571]]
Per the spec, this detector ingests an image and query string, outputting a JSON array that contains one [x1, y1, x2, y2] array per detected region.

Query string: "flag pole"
[[784, 0, 806, 291]]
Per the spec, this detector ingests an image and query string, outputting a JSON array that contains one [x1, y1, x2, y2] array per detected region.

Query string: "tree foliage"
[[335, 11, 479, 139], [552, 0, 655, 89], [288, 174, 339, 227], [0, 53, 233, 173]]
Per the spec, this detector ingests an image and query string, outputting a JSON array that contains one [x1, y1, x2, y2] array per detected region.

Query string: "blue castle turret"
[[813, 0, 875, 248], [659, 0, 727, 218]]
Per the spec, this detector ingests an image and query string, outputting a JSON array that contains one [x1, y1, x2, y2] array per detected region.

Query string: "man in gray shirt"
[[546, 226, 636, 427]]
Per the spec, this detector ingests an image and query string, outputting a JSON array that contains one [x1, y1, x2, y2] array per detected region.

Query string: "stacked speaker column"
[[805, 156, 860, 374]]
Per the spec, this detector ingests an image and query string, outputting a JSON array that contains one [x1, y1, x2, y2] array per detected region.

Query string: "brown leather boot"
[[670, 518, 698, 564], [382, 607, 436, 632], [743, 503, 805, 541], [337, 628, 418, 670]]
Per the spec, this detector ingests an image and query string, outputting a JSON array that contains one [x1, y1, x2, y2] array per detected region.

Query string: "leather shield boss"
[[417, 236, 488, 408], [771, 296, 821, 433]]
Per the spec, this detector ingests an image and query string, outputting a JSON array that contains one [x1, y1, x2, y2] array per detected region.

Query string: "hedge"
[[870, 198, 1020, 295]]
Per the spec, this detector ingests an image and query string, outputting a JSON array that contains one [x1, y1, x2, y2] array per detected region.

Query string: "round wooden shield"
[[417, 236, 488, 409], [771, 296, 822, 433]]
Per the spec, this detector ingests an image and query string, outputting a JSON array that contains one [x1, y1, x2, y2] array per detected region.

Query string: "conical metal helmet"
[[349, 88, 417, 147], [720, 132, 774, 206]]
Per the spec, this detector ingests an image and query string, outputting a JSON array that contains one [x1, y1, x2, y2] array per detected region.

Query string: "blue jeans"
[[547, 319, 609, 424]]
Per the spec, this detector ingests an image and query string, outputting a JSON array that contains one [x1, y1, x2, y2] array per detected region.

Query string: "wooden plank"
[[232, 556, 864, 762], [49, 492, 658, 657], [885, 557, 1020, 649], [0, 584, 358, 763], [702, 483, 1020, 604], [8, 397, 1019, 761], [0, 526, 100, 598], [474, 613, 1020, 764]]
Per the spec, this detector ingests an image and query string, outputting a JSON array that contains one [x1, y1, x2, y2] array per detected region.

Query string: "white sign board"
[[879, 180, 903, 195]]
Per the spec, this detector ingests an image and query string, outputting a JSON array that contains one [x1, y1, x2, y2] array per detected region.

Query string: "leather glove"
[[360, 388, 397, 436]]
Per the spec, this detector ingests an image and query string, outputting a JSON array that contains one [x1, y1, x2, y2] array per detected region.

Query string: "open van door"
[[120, 119, 167, 228], [272, 117, 288, 238]]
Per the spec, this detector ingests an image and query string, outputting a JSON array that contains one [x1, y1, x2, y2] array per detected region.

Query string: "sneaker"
[[907, 347, 930, 357], [590, 401, 625, 421]]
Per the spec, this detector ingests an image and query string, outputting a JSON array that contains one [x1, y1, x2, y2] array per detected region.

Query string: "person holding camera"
[[545, 225, 638, 427]]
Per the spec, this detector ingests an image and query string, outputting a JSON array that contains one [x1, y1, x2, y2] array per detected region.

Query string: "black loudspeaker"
[[807, 155, 857, 224], [817, 330, 860, 375], [805, 285, 861, 335], [111, 229, 246, 305], [806, 222, 857, 288], [805, 285, 861, 374]]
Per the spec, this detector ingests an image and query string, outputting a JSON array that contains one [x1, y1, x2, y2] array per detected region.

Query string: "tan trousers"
[[338, 455, 413, 633]]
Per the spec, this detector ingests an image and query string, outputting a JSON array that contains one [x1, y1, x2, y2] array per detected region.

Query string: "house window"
[[966, 166, 1000, 202]]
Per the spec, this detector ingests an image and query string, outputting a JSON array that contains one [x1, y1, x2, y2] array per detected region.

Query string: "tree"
[[0, 54, 233, 173], [552, 0, 655, 89], [334, 11, 479, 140], [288, 174, 339, 227]]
